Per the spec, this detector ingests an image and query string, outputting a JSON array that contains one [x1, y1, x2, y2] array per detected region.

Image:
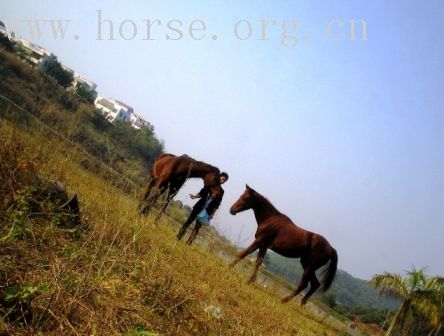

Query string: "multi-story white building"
[[94, 96, 133, 123], [130, 112, 152, 130], [5, 30, 148, 130], [12, 36, 98, 99], [62, 63, 98, 99], [14, 37, 55, 69], [73, 73, 97, 99], [94, 96, 150, 129]]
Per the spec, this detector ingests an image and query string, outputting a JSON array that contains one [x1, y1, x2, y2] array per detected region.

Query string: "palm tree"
[[421, 277, 444, 336], [371, 266, 439, 336]]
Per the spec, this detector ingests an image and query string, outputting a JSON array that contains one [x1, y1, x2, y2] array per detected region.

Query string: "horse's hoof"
[[281, 296, 291, 304]]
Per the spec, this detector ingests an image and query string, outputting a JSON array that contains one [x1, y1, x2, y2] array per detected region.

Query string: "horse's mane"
[[180, 154, 219, 172], [251, 190, 281, 214]]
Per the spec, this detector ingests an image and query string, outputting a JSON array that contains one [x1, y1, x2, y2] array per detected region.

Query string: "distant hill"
[[263, 251, 399, 310]]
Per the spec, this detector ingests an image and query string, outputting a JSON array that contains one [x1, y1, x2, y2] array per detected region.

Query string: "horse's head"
[[230, 185, 256, 215], [204, 171, 221, 187], [209, 185, 223, 199]]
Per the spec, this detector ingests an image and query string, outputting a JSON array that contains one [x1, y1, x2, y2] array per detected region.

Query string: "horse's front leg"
[[139, 177, 158, 215], [248, 246, 268, 284], [155, 185, 178, 223], [186, 220, 202, 245], [229, 238, 264, 268], [149, 185, 164, 211]]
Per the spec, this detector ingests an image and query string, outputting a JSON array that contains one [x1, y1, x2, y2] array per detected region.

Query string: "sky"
[[1, 0, 443, 280]]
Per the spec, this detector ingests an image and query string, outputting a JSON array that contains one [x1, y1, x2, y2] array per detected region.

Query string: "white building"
[[61, 63, 98, 99], [73, 73, 97, 99], [94, 96, 151, 129], [94, 96, 133, 123], [130, 112, 152, 130], [12, 36, 98, 99], [14, 37, 55, 68]]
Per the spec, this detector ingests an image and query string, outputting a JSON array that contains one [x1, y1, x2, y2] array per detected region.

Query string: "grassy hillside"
[[0, 48, 163, 187], [0, 46, 381, 335], [0, 118, 360, 336]]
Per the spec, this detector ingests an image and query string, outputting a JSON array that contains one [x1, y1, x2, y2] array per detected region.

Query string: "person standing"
[[177, 172, 228, 244]]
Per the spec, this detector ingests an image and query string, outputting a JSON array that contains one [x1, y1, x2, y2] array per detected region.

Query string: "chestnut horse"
[[229, 185, 338, 305], [139, 153, 220, 220]]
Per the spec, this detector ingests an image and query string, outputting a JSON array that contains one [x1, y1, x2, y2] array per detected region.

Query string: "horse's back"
[[152, 153, 177, 177], [270, 221, 313, 258], [171, 155, 195, 175], [261, 215, 333, 260], [154, 153, 176, 167], [175, 155, 219, 177], [158, 153, 176, 159]]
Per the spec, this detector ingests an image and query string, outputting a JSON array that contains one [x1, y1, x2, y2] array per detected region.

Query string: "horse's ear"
[[246, 184, 251, 190]]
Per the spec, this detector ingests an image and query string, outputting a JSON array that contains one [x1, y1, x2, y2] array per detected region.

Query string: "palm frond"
[[371, 272, 408, 299], [406, 266, 427, 292]]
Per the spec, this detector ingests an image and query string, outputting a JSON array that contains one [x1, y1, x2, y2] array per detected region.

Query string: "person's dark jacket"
[[188, 186, 224, 221]]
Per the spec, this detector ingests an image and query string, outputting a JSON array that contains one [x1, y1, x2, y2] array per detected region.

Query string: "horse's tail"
[[321, 247, 338, 292]]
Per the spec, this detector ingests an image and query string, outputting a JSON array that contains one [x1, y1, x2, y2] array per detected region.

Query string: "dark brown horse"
[[229, 185, 338, 305], [140, 153, 220, 220]]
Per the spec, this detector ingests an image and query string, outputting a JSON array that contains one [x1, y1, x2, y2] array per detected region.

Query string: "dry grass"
[[0, 44, 381, 336], [0, 116, 361, 336]]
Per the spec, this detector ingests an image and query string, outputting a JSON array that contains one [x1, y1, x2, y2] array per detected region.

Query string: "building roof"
[[74, 73, 97, 90], [17, 38, 52, 57], [96, 98, 117, 112], [112, 99, 133, 111]]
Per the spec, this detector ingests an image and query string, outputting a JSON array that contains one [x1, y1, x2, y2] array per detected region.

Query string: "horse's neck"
[[252, 195, 280, 224], [189, 163, 216, 177]]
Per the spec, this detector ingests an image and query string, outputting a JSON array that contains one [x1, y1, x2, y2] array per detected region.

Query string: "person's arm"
[[189, 187, 206, 199]]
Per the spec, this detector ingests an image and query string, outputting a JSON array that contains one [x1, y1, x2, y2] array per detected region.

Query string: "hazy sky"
[[1, 1, 443, 280]]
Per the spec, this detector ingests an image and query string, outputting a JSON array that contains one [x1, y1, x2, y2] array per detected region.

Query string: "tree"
[[372, 267, 443, 336], [76, 84, 95, 103], [321, 291, 337, 308], [420, 277, 444, 336], [42, 57, 73, 88], [0, 34, 15, 52]]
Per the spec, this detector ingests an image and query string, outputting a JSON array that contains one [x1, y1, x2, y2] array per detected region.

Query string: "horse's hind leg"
[[186, 220, 202, 245], [281, 262, 312, 304], [248, 247, 267, 284], [301, 273, 321, 305]]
